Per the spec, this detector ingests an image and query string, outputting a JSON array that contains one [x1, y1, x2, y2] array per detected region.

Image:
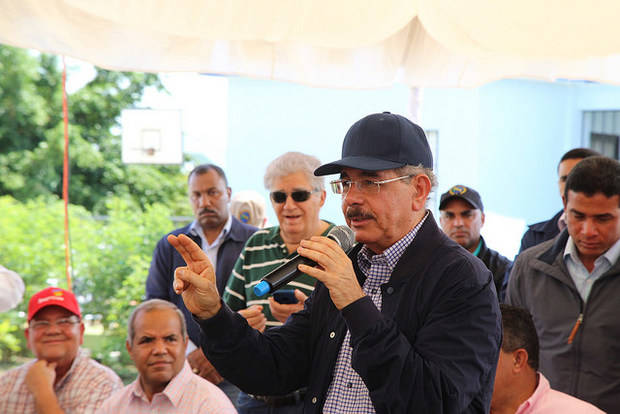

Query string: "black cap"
[[439, 185, 484, 212], [314, 112, 433, 176]]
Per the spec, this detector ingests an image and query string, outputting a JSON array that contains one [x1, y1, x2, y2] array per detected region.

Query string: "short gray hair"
[[394, 164, 438, 189], [264, 152, 325, 191], [126, 299, 188, 346]]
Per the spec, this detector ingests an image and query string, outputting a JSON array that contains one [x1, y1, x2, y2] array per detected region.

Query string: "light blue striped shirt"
[[563, 236, 620, 301]]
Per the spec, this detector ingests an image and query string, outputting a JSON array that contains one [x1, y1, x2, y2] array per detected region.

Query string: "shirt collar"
[[359, 211, 429, 272], [516, 373, 550, 414], [564, 235, 620, 266], [563, 236, 577, 261], [54, 348, 85, 390], [603, 236, 620, 265], [131, 361, 193, 406], [266, 225, 285, 244], [189, 214, 232, 243], [472, 239, 483, 256]]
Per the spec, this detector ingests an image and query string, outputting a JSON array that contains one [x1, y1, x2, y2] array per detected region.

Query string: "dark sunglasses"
[[270, 190, 315, 204]]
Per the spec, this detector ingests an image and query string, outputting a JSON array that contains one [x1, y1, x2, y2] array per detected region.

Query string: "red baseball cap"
[[27, 287, 81, 321]]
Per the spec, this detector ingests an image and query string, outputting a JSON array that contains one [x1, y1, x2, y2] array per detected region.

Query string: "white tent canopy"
[[2, 0, 620, 88]]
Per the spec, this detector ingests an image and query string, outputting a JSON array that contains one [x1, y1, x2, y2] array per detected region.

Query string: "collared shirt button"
[[386, 286, 394, 294], [329, 331, 335, 339], [312, 397, 318, 404]]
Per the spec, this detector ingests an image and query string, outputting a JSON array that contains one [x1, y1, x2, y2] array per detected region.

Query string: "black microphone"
[[253, 225, 356, 297]]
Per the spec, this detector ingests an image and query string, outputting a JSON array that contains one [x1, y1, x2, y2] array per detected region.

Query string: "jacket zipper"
[[567, 313, 583, 344], [568, 293, 586, 396]]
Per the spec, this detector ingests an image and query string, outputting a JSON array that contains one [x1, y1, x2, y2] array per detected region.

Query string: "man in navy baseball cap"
[[167, 111, 501, 414], [310, 112, 500, 412], [315, 111, 433, 175], [439, 184, 512, 299]]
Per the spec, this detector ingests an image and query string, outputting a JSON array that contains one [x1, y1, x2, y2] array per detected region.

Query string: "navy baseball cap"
[[439, 185, 484, 212], [314, 112, 433, 176]]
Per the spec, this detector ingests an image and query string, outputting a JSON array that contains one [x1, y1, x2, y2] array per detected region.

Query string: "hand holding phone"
[[269, 289, 309, 323], [272, 289, 298, 304]]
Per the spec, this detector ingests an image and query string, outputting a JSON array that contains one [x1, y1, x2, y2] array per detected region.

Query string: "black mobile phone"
[[272, 289, 297, 304]]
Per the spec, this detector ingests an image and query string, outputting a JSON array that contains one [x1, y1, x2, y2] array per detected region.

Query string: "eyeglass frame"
[[29, 316, 81, 332], [269, 189, 319, 204], [329, 174, 415, 195]]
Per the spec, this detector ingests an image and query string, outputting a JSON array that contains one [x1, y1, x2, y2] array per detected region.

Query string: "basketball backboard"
[[121, 109, 183, 164]]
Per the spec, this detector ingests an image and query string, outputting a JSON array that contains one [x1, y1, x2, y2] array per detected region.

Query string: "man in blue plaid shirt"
[[170, 112, 502, 413]]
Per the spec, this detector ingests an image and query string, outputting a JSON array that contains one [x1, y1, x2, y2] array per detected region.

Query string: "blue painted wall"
[[224, 77, 620, 257], [225, 77, 410, 229]]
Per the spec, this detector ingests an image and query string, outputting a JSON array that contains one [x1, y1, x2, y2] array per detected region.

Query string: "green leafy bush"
[[0, 195, 174, 373]]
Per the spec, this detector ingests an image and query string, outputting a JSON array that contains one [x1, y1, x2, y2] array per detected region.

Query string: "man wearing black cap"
[[167, 112, 502, 413], [439, 184, 511, 299]]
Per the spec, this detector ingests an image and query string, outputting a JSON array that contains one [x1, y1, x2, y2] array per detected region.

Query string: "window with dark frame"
[[582, 111, 620, 160]]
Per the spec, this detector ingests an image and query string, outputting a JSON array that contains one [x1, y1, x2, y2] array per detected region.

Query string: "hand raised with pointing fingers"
[[168, 234, 221, 319]]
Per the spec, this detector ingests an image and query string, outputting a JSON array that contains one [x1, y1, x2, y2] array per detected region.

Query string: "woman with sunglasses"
[[222, 151, 333, 413]]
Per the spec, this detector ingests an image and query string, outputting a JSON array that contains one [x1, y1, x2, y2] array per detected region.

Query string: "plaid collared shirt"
[[323, 213, 429, 413], [0, 349, 123, 414], [96, 361, 236, 414]]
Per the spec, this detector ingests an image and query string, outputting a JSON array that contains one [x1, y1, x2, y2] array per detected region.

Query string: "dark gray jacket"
[[506, 230, 620, 413]]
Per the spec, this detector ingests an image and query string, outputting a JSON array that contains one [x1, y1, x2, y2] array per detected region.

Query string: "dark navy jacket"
[[518, 210, 563, 254], [146, 218, 256, 344], [198, 214, 501, 413]]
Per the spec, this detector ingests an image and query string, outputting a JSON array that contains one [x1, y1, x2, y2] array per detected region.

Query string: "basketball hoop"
[[121, 109, 183, 164]]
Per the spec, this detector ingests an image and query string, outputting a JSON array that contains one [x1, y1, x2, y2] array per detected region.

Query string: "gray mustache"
[[346, 207, 375, 220]]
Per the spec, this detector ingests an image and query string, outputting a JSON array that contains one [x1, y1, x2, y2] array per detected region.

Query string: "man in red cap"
[[0, 287, 122, 414]]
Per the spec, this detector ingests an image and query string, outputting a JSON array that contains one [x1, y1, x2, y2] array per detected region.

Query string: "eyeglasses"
[[330, 175, 414, 195], [270, 190, 316, 204], [29, 316, 80, 332]]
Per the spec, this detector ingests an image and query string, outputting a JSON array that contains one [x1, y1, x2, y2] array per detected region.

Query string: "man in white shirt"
[[145, 164, 256, 403]]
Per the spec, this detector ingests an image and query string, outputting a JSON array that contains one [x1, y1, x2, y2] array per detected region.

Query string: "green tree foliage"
[[0, 196, 176, 369], [0, 45, 190, 215], [0, 45, 195, 375]]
